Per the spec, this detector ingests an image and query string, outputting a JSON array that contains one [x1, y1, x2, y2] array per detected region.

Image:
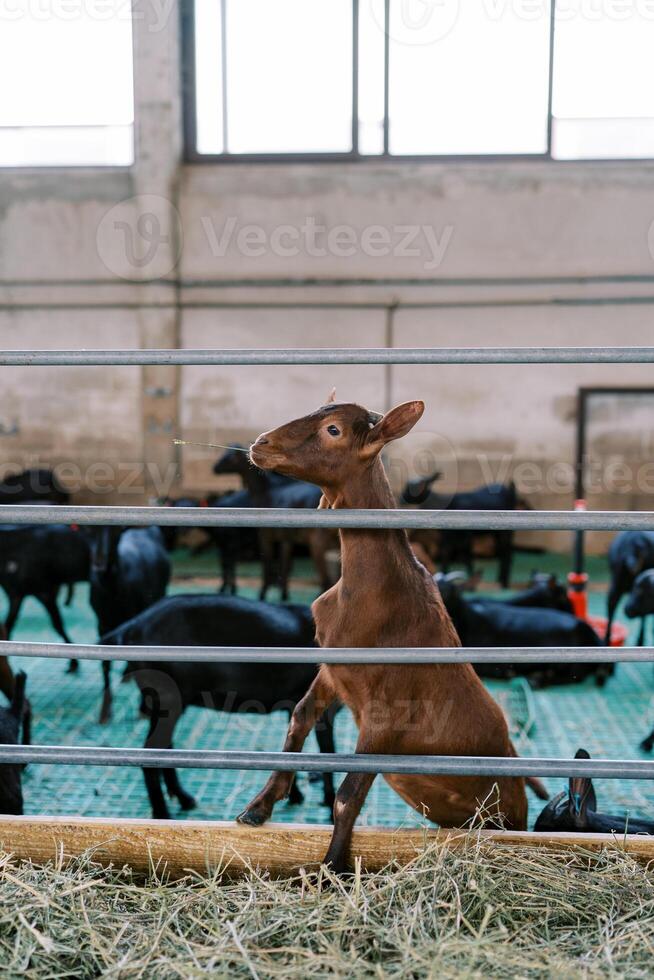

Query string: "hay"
[[0, 839, 652, 978]]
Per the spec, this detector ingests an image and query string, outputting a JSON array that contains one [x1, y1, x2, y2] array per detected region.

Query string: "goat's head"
[[534, 748, 596, 833], [625, 569, 654, 618], [88, 526, 123, 575], [249, 393, 424, 490], [402, 469, 443, 505]]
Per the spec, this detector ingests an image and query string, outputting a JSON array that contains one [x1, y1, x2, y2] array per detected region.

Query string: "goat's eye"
[[327, 424, 341, 437]]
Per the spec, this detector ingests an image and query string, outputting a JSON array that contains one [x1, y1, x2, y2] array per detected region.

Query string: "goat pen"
[[0, 343, 653, 875]]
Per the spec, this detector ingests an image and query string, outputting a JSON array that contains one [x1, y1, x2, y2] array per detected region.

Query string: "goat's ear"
[[362, 401, 424, 457], [326, 388, 337, 404]]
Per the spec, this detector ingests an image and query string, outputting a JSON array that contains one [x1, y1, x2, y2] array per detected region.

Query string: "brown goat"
[[237, 396, 533, 872]]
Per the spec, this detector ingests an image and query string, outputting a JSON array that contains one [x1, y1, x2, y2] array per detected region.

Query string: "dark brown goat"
[[237, 395, 533, 872]]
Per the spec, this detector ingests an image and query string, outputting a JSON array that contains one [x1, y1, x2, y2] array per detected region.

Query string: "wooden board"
[[0, 816, 652, 878]]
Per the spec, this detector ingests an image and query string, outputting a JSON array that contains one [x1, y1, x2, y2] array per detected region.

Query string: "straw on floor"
[[0, 838, 652, 978]]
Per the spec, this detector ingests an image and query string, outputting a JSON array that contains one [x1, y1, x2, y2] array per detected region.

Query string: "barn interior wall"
[[1, 14, 653, 554]]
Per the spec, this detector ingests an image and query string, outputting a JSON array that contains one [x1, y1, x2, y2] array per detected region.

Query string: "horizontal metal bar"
[[1, 347, 654, 366], [0, 641, 649, 664], [0, 745, 652, 780], [1, 505, 653, 531]]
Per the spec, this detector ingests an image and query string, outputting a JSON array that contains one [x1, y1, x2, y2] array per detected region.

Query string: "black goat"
[[0, 468, 69, 505], [212, 487, 259, 595], [624, 568, 654, 653], [500, 573, 573, 613], [160, 494, 252, 594], [214, 446, 328, 600], [403, 472, 518, 587], [101, 594, 337, 820], [0, 524, 89, 648], [626, 570, 654, 751], [0, 624, 31, 746], [435, 574, 603, 687], [158, 496, 205, 552], [606, 531, 654, 646], [86, 526, 170, 723], [0, 670, 27, 814], [535, 748, 654, 835], [466, 572, 573, 614]]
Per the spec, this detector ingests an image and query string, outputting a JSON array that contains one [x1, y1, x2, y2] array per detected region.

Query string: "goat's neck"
[[323, 458, 414, 583]]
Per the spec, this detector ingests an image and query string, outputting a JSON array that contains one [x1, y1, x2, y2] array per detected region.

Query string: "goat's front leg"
[[322, 772, 376, 874], [605, 582, 623, 645], [321, 734, 381, 874], [39, 591, 72, 643], [236, 673, 335, 827]]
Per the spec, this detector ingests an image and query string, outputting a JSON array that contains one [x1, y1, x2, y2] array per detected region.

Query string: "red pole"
[[567, 499, 589, 620]]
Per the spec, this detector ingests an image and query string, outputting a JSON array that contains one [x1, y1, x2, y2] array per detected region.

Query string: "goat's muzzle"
[[249, 436, 282, 469]]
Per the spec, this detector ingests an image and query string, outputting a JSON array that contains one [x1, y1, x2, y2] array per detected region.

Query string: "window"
[[551, 2, 654, 159], [194, 0, 353, 155], [0, 2, 134, 167], [188, 0, 654, 161], [386, 3, 550, 155]]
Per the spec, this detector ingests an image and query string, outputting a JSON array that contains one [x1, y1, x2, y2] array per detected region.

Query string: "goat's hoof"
[[236, 805, 269, 827], [178, 793, 197, 811], [66, 660, 79, 675], [322, 858, 348, 878], [152, 811, 171, 820], [640, 738, 654, 753], [288, 791, 304, 806]]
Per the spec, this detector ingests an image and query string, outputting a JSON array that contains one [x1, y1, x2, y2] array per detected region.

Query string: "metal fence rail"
[[1, 746, 653, 780], [2, 342, 653, 799], [1, 346, 654, 366], [2, 504, 654, 531], [1, 640, 652, 664]]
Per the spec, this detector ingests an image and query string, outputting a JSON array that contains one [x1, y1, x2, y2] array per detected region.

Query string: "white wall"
[[1, 13, 653, 552]]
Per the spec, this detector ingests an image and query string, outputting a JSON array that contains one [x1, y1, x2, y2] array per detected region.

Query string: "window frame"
[[182, 0, 654, 165]]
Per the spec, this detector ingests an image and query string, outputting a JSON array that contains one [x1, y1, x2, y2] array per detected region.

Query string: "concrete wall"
[[1, 13, 653, 553]]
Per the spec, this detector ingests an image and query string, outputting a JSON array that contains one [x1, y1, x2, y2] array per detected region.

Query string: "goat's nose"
[[254, 435, 269, 446]]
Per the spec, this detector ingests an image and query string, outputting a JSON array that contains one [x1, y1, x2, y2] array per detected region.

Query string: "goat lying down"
[[535, 749, 654, 835], [434, 573, 604, 687]]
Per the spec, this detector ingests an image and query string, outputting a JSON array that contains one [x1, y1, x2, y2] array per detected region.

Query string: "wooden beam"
[[0, 816, 652, 878]]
